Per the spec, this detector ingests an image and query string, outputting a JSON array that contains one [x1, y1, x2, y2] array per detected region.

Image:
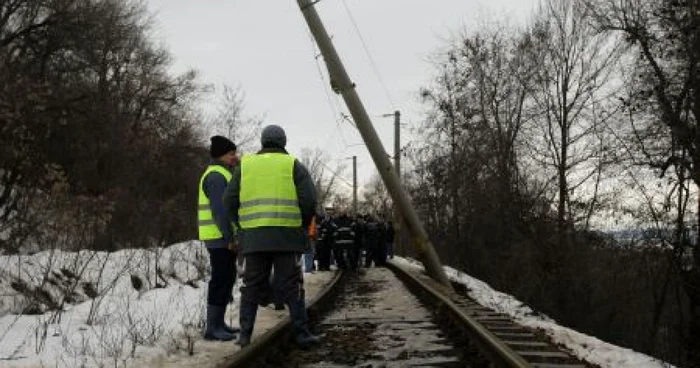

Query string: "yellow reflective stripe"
[[240, 198, 299, 208], [239, 212, 302, 222], [239, 204, 301, 215], [239, 218, 301, 228], [199, 211, 213, 220]]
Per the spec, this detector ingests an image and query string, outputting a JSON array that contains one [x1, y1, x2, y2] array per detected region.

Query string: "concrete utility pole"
[[392, 111, 403, 255], [383, 111, 403, 254], [295, 0, 453, 291], [352, 155, 358, 217], [393, 111, 400, 179]]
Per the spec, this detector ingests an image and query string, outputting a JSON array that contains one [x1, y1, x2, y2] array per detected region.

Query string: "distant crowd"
[[305, 211, 395, 273]]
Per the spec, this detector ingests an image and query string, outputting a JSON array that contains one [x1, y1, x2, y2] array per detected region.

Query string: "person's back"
[[385, 220, 395, 259], [333, 214, 355, 269], [223, 125, 320, 348], [320, 216, 336, 243], [374, 220, 388, 266], [364, 218, 380, 267], [316, 215, 334, 271], [352, 217, 366, 267]]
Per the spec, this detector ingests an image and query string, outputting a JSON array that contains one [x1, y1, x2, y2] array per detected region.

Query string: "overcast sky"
[[146, 0, 539, 189]]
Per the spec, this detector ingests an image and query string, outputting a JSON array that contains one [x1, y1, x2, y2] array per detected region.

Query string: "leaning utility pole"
[[352, 155, 358, 217], [295, 0, 453, 290]]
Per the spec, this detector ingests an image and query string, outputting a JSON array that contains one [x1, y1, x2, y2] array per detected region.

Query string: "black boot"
[[204, 305, 235, 341], [237, 302, 258, 347], [219, 305, 240, 334], [288, 299, 320, 348]]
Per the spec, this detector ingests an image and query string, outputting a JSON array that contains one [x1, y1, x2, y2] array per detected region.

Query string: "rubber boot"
[[236, 302, 258, 347], [219, 305, 240, 334], [203, 305, 235, 341], [288, 299, 320, 348]]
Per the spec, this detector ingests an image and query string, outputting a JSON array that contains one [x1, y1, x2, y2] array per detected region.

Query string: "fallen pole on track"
[[295, 0, 454, 292]]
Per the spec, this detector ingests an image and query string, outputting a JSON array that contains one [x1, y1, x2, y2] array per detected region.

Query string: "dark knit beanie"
[[210, 135, 237, 158], [261, 125, 287, 148]]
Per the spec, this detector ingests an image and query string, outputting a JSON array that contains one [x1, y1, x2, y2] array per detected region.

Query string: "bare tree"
[[300, 148, 346, 208], [586, 0, 700, 363], [208, 84, 262, 151], [417, 20, 542, 268], [526, 0, 623, 241], [360, 173, 392, 217], [0, 0, 205, 253]]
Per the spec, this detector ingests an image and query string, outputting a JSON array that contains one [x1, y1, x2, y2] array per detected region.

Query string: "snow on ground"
[[0, 241, 335, 368], [0, 243, 673, 368], [392, 257, 674, 368]]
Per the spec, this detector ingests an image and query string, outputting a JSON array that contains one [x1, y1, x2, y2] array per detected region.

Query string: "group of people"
[[310, 212, 395, 272], [197, 125, 320, 348], [197, 125, 399, 349]]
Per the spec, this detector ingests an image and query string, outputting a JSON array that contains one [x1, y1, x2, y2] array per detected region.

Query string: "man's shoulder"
[[203, 170, 229, 189], [204, 170, 227, 180]]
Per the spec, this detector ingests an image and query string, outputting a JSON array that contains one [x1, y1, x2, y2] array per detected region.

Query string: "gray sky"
[[146, 0, 539, 189]]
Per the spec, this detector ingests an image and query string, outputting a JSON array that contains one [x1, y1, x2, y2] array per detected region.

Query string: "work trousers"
[[207, 247, 236, 306], [316, 240, 332, 270], [240, 252, 305, 306]]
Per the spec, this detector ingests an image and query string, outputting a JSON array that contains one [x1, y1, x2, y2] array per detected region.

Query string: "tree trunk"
[[686, 184, 700, 365], [685, 269, 700, 365]]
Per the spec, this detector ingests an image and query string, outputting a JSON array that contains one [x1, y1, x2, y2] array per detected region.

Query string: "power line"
[[340, 0, 396, 110], [305, 30, 352, 150], [318, 159, 354, 187]]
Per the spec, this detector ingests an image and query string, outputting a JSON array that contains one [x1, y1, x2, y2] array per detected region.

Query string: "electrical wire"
[[318, 159, 354, 187], [306, 30, 354, 151], [306, 29, 370, 165], [340, 0, 396, 110]]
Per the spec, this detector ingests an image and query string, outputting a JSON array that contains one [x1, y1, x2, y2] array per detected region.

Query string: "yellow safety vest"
[[239, 153, 301, 229], [198, 165, 233, 240]]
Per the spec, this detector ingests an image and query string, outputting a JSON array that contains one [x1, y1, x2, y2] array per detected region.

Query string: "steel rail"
[[225, 262, 553, 367], [386, 260, 533, 368]]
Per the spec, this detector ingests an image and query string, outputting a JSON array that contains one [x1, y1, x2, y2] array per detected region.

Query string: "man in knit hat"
[[197, 135, 239, 341], [223, 125, 320, 348]]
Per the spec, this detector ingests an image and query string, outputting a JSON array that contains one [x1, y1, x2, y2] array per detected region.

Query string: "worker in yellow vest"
[[223, 125, 320, 348], [198, 135, 239, 341]]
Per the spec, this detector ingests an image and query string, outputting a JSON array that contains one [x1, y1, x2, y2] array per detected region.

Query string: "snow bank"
[[392, 257, 674, 368]]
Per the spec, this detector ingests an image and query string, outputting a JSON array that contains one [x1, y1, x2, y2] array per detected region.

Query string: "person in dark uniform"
[[223, 125, 320, 348], [352, 215, 366, 268], [364, 215, 381, 268], [385, 220, 395, 259], [333, 213, 355, 270], [197, 136, 239, 341], [316, 213, 335, 271], [374, 217, 388, 266]]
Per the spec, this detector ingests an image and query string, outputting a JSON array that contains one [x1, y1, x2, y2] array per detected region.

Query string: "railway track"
[[222, 261, 593, 368]]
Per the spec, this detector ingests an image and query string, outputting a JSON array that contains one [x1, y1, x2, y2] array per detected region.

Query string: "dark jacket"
[[222, 147, 317, 254], [202, 160, 235, 249], [317, 215, 333, 246], [333, 215, 355, 247], [365, 220, 385, 248]]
